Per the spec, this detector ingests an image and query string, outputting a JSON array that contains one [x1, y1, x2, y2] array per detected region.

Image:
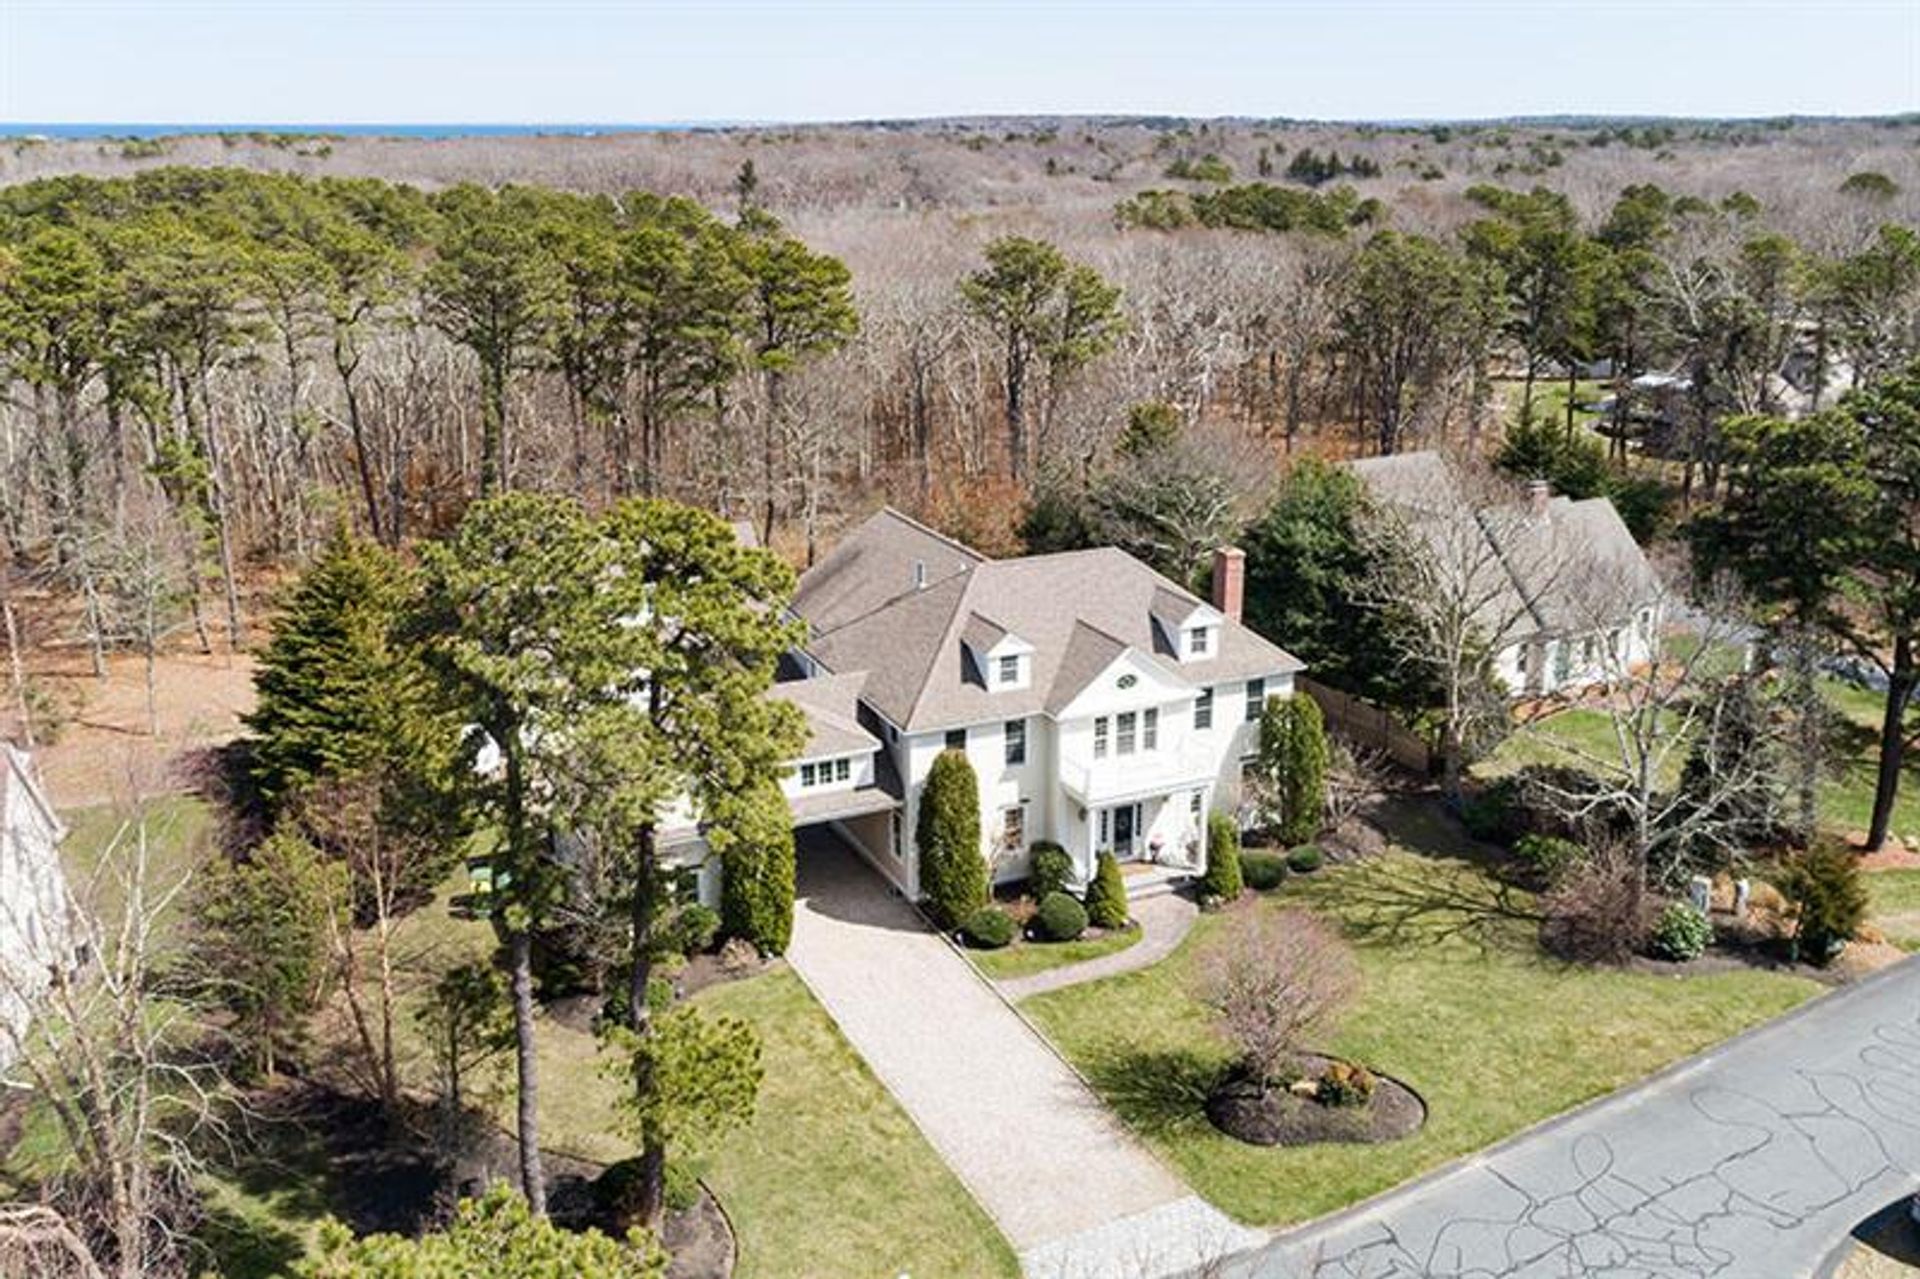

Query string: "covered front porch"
[[1061, 783, 1211, 887]]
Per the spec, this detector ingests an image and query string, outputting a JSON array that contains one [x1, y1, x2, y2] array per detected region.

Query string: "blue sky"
[[3, 1, 1916, 125]]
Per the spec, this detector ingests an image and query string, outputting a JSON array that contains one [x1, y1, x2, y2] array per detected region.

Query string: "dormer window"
[[1188, 626, 1212, 657], [997, 654, 1022, 686], [963, 612, 1033, 692]]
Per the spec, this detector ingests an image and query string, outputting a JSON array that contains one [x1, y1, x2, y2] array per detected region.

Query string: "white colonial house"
[[665, 508, 1304, 904], [0, 745, 78, 1070], [1347, 452, 1662, 699]]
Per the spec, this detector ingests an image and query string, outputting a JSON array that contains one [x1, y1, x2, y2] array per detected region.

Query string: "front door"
[[1112, 803, 1137, 860]]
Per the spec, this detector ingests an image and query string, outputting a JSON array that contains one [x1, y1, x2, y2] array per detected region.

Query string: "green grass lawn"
[[1021, 850, 1821, 1228], [40, 800, 1014, 1279], [967, 925, 1140, 981], [1866, 868, 1920, 951]]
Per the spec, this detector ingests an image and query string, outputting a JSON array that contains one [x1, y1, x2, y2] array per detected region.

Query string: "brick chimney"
[[1211, 547, 1245, 624], [1527, 477, 1552, 519]]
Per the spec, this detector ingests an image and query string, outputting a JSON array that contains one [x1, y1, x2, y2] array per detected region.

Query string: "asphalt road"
[[1228, 958, 1920, 1279]]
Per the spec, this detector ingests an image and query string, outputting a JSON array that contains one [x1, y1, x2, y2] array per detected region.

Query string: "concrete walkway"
[[997, 890, 1201, 1001], [785, 833, 1261, 1279], [1229, 956, 1920, 1279]]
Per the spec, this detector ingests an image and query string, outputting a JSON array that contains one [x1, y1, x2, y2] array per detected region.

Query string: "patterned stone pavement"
[[1225, 958, 1920, 1279]]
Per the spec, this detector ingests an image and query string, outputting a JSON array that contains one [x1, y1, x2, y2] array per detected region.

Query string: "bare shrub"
[[1539, 842, 1655, 964], [1193, 906, 1360, 1084]]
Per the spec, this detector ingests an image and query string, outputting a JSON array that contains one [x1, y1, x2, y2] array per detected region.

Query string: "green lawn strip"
[[1866, 868, 1920, 951], [967, 924, 1141, 981], [1022, 853, 1820, 1228]]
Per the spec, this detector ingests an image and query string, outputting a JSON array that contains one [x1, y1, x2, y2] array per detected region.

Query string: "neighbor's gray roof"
[[792, 508, 1303, 733], [1348, 452, 1660, 639], [770, 670, 881, 759]]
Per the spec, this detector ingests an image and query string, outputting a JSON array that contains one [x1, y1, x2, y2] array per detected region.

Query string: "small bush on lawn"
[[1316, 1060, 1376, 1108], [1649, 900, 1713, 961], [1084, 851, 1129, 929], [1242, 853, 1287, 892], [1286, 845, 1324, 874], [1201, 812, 1244, 902], [1513, 834, 1583, 885], [1460, 778, 1520, 842], [1776, 840, 1868, 965], [961, 906, 1016, 949], [657, 903, 722, 957], [1034, 891, 1089, 942], [1540, 843, 1653, 964], [1028, 841, 1073, 901]]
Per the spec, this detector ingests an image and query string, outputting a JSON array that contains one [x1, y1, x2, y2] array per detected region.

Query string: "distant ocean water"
[[0, 123, 718, 140]]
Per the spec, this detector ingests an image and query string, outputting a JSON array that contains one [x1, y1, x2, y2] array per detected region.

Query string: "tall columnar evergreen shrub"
[[917, 749, 986, 929], [713, 776, 797, 955], [1201, 811, 1244, 901], [1084, 850, 1130, 928], [1256, 694, 1330, 845]]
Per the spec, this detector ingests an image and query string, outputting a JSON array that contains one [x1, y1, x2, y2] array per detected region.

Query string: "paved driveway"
[[786, 830, 1261, 1279], [1230, 958, 1920, 1279]]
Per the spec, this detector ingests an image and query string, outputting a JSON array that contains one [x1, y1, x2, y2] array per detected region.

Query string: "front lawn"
[[967, 925, 1140, 981], [1021, 850, 1820, 1228], [1867, 868, 1920, 951]]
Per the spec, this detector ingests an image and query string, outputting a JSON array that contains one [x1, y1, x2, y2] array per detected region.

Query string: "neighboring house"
[[1348, 452, 1661, 698], [664, 508, 1304, 903], [0, 746, 77, 1071]]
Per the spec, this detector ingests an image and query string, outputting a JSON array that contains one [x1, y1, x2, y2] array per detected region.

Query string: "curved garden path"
[[995, 890, 1201, 1001]]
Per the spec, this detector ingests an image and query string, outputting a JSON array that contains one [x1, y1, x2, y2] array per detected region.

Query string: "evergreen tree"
[[1202, 811, 1244, 901], [190, 829, 343, 1080], [1083, 849, 1130, 928], [917, 749, 986, 929], [713, 774, 798, 955], [1255, 695, 1330, 845]]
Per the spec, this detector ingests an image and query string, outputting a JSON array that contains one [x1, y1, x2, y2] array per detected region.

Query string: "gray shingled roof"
[[770, 671, 880, 759], [1348, 452, 1660, 638], [794, 509, 1303, 733]]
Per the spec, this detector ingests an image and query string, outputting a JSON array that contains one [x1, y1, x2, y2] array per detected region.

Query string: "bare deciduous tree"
[[1193, 906, 1359, 1084]]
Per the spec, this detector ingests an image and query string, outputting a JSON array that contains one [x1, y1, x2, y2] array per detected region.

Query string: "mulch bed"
[[1205, 1055, 1426, 1148], [660, 1186, 736, 1279]]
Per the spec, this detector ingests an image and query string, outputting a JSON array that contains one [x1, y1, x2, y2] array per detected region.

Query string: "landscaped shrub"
[[657, 903, 721, 957], [1649, 900, 1713, 961], [1513, 833, 1583, 885], [717, 776, 797, 955], [1539, 844, 1653, 964], [917, 749, 987, 930], [1252, 695, 1329, 844], [1776, 841, 1868, 965], [1084, 851, 1129, 929], [1460, 778, 1519, 843], [1200, 812, 1244, 902], [1193, 906, 1359, 1083], [1034, 891, 1089, 942], [1316, 1060, 1376, 1108], [1285, 845, 1324, 874], [1028, 840, 1073, 900], [961, 906, 1016, 949], [1242, 852, 1287, 892]]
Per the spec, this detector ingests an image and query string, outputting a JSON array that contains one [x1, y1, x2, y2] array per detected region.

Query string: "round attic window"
[[1117, 674, 1138, 689]]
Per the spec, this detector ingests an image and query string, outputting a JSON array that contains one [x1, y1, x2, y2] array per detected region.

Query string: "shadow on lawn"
[[1296, 854, 1539, 956], [1078, 1045, 1223, 1140]]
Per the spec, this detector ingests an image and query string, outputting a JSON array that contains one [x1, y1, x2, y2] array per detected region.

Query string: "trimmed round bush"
[[1513, 834, 1583, 885], [1242, 852, 1287, 892], [1084, 851, 1130, 929], [961, 906, 1016, 949], [1034, 891, 1089, 942], [1285, 845, 1324, 874], [1201, 812, 1243, 902], [1316, 1060, 1376, 1108], [1649, 900, 1713, 962], [1027, 841, 1073, 902]]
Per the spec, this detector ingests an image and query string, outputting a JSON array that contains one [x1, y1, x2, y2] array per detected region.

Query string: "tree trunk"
[[508, 929, 546, 1214], [480, 359, 507, 496], [1866, 636, 1915, 852], [1005, 336, 1027, 481]]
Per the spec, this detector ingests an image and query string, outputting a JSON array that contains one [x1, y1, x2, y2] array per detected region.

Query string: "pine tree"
[[917, 749, 986, 929]]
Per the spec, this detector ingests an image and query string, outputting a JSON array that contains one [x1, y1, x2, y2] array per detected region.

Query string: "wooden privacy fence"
[[1297, 676, 1436, 776]]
